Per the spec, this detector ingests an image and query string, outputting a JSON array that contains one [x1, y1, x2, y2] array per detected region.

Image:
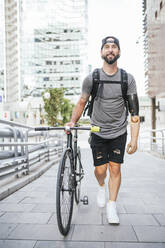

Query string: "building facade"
[[21, 0, 88, 101], [143, 0, 165, 98], [0, 1, 4, 96], [4, 0, 21, 103]]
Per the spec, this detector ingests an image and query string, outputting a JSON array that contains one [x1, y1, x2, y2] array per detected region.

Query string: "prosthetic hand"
[[126, 116, 140, 154], [126, 94, 140, 155]]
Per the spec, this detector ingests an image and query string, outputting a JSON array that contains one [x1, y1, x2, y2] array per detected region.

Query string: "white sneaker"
[[106, 201, 120, 224], [97, 185, 106, 207]]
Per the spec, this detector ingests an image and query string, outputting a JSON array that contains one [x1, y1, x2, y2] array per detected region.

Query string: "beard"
[[102, 53, 120, 65]]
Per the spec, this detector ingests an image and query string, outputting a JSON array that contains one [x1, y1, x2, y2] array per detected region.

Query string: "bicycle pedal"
[[81, 195, 88, 205]]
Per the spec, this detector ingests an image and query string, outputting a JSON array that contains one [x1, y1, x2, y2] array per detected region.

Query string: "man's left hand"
[[126, 140, 138, 154]]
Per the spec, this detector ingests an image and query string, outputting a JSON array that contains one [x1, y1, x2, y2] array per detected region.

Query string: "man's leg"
[[94, 164, 107, 207], [94, 163, 107, 186], [106, 161, 121, 224], [108, 161, 121, 201]]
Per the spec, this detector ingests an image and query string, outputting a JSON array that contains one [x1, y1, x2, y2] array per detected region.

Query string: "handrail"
[[138, 128, 165, 156], [0, 138, 57, 146], [0, 120, 63, 185], [0, 119, 33, 130]]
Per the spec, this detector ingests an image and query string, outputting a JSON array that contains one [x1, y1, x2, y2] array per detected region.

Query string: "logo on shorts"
[[113, 149, 121, 155]]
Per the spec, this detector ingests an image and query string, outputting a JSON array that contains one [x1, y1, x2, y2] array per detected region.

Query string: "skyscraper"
[[21, 0, 88, 100], [4, 0, 21, 103], [0, 1, 4, 95]]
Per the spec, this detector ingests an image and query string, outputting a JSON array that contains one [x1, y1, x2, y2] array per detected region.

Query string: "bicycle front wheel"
[[56, 149, 74, 236]]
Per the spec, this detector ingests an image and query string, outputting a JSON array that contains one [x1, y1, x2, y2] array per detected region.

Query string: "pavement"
[[0, 131, 165, 247]]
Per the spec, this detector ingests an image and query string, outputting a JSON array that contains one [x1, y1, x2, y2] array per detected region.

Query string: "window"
[[155, 11, 158, 19], [35, 38, 41, 42], [46, 61, 52, 65], [43, 77, 49, 81]]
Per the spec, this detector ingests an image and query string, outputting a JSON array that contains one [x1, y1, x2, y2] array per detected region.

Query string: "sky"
[[88, 0, 145, 96]]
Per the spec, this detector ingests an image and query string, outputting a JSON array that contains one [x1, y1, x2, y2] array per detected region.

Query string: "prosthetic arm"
[[126, 94, 140, 154]]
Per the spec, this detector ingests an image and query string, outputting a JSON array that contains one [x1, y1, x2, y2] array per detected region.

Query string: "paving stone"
[[105, 242, 165, 248], [31, 203, 56, 212], [69, 203, 103, 225], [19, 196, 55, 204], [134, 226, 165, 242], [124, 203, 165, 214], [0, 224, 17, 239], [0, 212, 52, 224], [103, 213, 159, 225], [71, 225, 137, 242], [0, 212, 4, 217], [47, 213, 58, 225], [154, 214, 165, 225], [0, 203, 35, 212], [1, 193, 27, 203], [0, 240, 36, 248], [8, 223, 73, 240], [35, 241, 104, 248]]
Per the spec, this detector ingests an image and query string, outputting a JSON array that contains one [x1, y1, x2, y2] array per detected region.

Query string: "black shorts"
[[90, 132, 127, 166]]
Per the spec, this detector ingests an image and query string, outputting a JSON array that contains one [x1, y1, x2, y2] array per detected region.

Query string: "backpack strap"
[[83, 68, 100, 117], [120, 69, 128, 116], [91, 68, 100, 98]]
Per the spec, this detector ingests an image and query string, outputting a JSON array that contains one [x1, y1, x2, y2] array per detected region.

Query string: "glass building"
[[0, 1, 4, 96], [3, 0, 21, 104], [21, 0, 88, 99]]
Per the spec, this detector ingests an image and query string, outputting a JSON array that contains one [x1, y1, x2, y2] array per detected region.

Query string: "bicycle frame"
[[66, 129, 84, 185]]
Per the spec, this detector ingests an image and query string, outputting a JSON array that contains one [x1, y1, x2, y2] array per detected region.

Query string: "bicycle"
[[35, 125, 100, 236]]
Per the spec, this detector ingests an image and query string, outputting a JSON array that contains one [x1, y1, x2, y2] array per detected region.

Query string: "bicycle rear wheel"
[[56, 149, 74, 236], [75, 147, 83, 204]]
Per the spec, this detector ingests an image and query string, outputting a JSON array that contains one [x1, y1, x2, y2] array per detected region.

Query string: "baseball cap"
[[101, 36, 120, 50]]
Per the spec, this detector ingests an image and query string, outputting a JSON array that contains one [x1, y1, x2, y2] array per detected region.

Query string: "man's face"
[[101, 38, 120, 65]]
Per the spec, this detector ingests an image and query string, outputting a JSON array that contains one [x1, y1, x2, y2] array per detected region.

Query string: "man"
[[66, 36, 140, 224]]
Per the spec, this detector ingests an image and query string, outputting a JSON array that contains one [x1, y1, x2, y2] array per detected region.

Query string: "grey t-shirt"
[[82, 68, 137, 139]]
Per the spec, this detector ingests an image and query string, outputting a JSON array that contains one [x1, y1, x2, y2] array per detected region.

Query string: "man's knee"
[[109, 162, 121, 177], [95, 164, 107, 177]]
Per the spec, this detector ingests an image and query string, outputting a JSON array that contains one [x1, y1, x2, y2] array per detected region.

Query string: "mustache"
[[106, 53, 115, 56]]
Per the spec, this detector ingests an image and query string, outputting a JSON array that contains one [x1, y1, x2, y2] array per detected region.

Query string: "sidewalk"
[[0, 133, 165, 247]]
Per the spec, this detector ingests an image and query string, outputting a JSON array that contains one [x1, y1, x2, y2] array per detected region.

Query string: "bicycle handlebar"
[[34, 126, 100, 132]]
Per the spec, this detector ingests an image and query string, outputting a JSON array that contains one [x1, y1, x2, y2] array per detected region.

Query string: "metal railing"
[[0, 119, 63, 182], [138, 128, 165, 157]]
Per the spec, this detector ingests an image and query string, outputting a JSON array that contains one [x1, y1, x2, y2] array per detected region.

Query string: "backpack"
[[83, 68, 128, 118]]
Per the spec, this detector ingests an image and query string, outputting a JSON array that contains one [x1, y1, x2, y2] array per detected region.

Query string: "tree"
[[60, 98, 74, 124], [42, 88, 64, 126], [42, 88, 74, 126]]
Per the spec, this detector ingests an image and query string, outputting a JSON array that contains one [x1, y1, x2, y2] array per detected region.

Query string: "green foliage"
[[42, 88, 74, 126], [60, 98, 75, 125]]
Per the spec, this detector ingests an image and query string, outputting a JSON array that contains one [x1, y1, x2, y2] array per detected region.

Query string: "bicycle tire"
[[75, 147, 82, 204], [56, 148, 74, 236]]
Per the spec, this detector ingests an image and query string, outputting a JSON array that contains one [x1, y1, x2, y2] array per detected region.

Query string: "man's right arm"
[[66, 94, 90, 127]]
